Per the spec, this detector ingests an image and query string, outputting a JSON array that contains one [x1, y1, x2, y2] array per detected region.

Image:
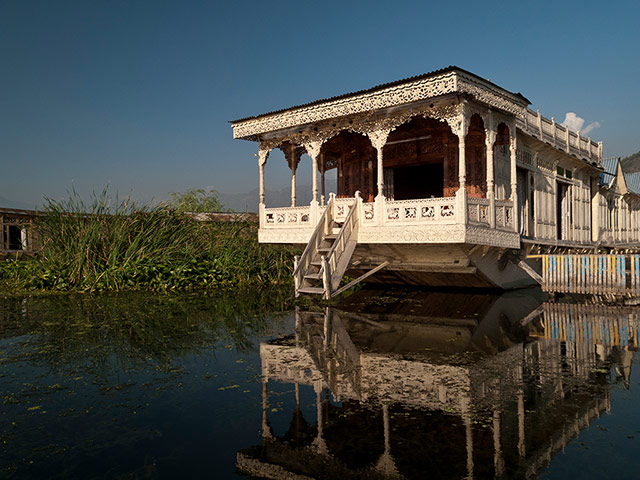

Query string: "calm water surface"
[[0, 288, 639, 479]]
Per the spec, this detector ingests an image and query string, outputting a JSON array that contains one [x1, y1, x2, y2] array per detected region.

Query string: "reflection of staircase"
[[294, 194, 361, 299]]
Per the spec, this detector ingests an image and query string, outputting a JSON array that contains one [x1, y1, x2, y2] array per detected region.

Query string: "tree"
[[168, 188, 230, 213]]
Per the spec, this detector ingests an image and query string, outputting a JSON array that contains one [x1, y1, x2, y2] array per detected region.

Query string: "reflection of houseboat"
[[231, 67, 638, 296], [238, 292, 636, 479]]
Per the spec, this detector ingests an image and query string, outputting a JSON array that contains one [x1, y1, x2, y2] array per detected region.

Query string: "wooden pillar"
[[304, 141, 322, 223], [367, 129, 390, 225], [510, 131, 519, 233], [456, 113, 469, 226], [486, 122, 496, 228], [312, 152, 318, 205], [320, 155, 326, 206], [290, 159, 297, 207], [258, 147, 270, 227], [259, 162, 265, 206]]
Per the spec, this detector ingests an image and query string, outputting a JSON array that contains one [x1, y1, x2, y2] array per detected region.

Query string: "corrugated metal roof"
[[600, 157, 618, 188], [598, 157, 640, 195], [230, 66, 531, 124], [624, 172, 640, 195]]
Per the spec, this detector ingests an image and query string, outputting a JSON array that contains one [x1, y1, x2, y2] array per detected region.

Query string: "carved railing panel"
[[334, 198, 354, 223], [385, 197, 456, 224], [362, 202, 375, 224], [263, 206, 311, 228], [495, 200, 514, 230], [467, 198, 491, 227]]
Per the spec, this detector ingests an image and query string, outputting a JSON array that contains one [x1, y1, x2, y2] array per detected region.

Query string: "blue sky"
[[2, 0, 639, 208]]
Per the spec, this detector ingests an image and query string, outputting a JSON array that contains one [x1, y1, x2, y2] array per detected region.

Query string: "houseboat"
[[230, 66, 635, 297]]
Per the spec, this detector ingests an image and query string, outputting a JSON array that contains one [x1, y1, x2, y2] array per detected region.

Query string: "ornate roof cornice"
[[231, 67, 530, 140]]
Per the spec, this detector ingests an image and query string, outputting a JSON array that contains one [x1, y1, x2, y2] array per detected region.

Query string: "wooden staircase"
[[294, 194, 361, 299]]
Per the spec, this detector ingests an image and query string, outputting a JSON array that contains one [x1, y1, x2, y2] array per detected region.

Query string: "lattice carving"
[[234, 70, 526, 139]]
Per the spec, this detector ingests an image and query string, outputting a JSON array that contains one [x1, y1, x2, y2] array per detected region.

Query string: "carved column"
[[258, 146, 271, 228], [368, 129, 390, 225], [305, 141, 322, 224], [290, 154, 297, 207], [451, 110, 469, 226], [510, 130, 519, 233], [320, 154, 326, 206], [486, 121, 497, 229]]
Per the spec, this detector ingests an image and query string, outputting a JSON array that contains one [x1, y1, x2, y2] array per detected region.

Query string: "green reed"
[[0, 189, 297, 292]]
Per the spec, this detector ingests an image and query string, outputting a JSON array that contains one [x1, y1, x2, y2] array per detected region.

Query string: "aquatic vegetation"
[[0, 189, 297, 292]]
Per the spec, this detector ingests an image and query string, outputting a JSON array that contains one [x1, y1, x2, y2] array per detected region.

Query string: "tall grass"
[[0, 189, 296, 292]]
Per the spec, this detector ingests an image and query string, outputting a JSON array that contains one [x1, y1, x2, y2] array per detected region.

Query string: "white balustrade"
[[495, 200, 514, 230], [263, 206, 311, 228], [467, 198, 491, 226], [333, 197, 354, 223], [518, 109, 601, 166], [384, 197, 456, 224]]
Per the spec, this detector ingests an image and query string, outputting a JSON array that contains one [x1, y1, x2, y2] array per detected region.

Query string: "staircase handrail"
[[325, 193, 361, 292], [293, 195, 334, 287]]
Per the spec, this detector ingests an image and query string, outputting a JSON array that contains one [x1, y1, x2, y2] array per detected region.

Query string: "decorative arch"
[[465, 113, 487, 198], [320, 131, 376, 201], [493, 122, 512, 200], [382, 116, 459, 199]]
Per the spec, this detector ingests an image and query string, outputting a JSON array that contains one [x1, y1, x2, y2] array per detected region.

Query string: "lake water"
[[0, 287, 639, 479]]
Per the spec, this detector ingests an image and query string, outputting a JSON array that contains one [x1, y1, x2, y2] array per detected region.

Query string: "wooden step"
[[323, 234, 338, 240], [317, 247, 331, 254], [304, 272, 322, 280], [297, 286, 325, 295]]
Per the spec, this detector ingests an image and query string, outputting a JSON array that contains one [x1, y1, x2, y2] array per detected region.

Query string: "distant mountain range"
[[219, 180, 337, 213], [622, 151, 640, 173]]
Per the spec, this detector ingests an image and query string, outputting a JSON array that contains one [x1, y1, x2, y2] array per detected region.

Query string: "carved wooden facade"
[[231, 66, 615, 290]]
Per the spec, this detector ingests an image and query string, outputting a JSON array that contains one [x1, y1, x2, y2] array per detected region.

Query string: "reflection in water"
[[0, 289, 295, 479], [239, 289, 638, 479]]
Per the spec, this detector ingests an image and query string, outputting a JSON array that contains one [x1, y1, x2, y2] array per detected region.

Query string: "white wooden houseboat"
[[230, 66, 632, 296]]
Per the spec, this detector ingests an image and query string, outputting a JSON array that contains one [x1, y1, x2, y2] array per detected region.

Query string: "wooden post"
[[368, 129, 389, 226], [457, 114, 468, 226], [290, 158, 297, 207], [312, 151, 318, 206], [258, 147, 270, 228], [320, 155, 326, 206], [259, 161, 265, 206], [510, 132, 519, 233], [486, 121, 496, 229]]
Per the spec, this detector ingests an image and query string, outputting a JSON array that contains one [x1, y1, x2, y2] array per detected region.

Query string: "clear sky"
[[2, 0, 639, 208]]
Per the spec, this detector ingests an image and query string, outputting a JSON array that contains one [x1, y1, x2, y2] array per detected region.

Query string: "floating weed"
[[218, 385, 240, 391]]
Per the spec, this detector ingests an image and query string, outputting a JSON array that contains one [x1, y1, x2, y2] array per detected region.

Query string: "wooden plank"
[[517, 260, 543, 285], [331, 261, 389, 298]]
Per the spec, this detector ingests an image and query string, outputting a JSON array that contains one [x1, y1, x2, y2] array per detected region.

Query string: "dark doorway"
[[8, 225, 23, 250], [556, 182, 571, 240], [393, 163, 444, 201]]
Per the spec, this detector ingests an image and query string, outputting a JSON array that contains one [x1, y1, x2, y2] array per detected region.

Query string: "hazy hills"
[[621, 151, 640, 173], [219, 180, 337, 213]]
